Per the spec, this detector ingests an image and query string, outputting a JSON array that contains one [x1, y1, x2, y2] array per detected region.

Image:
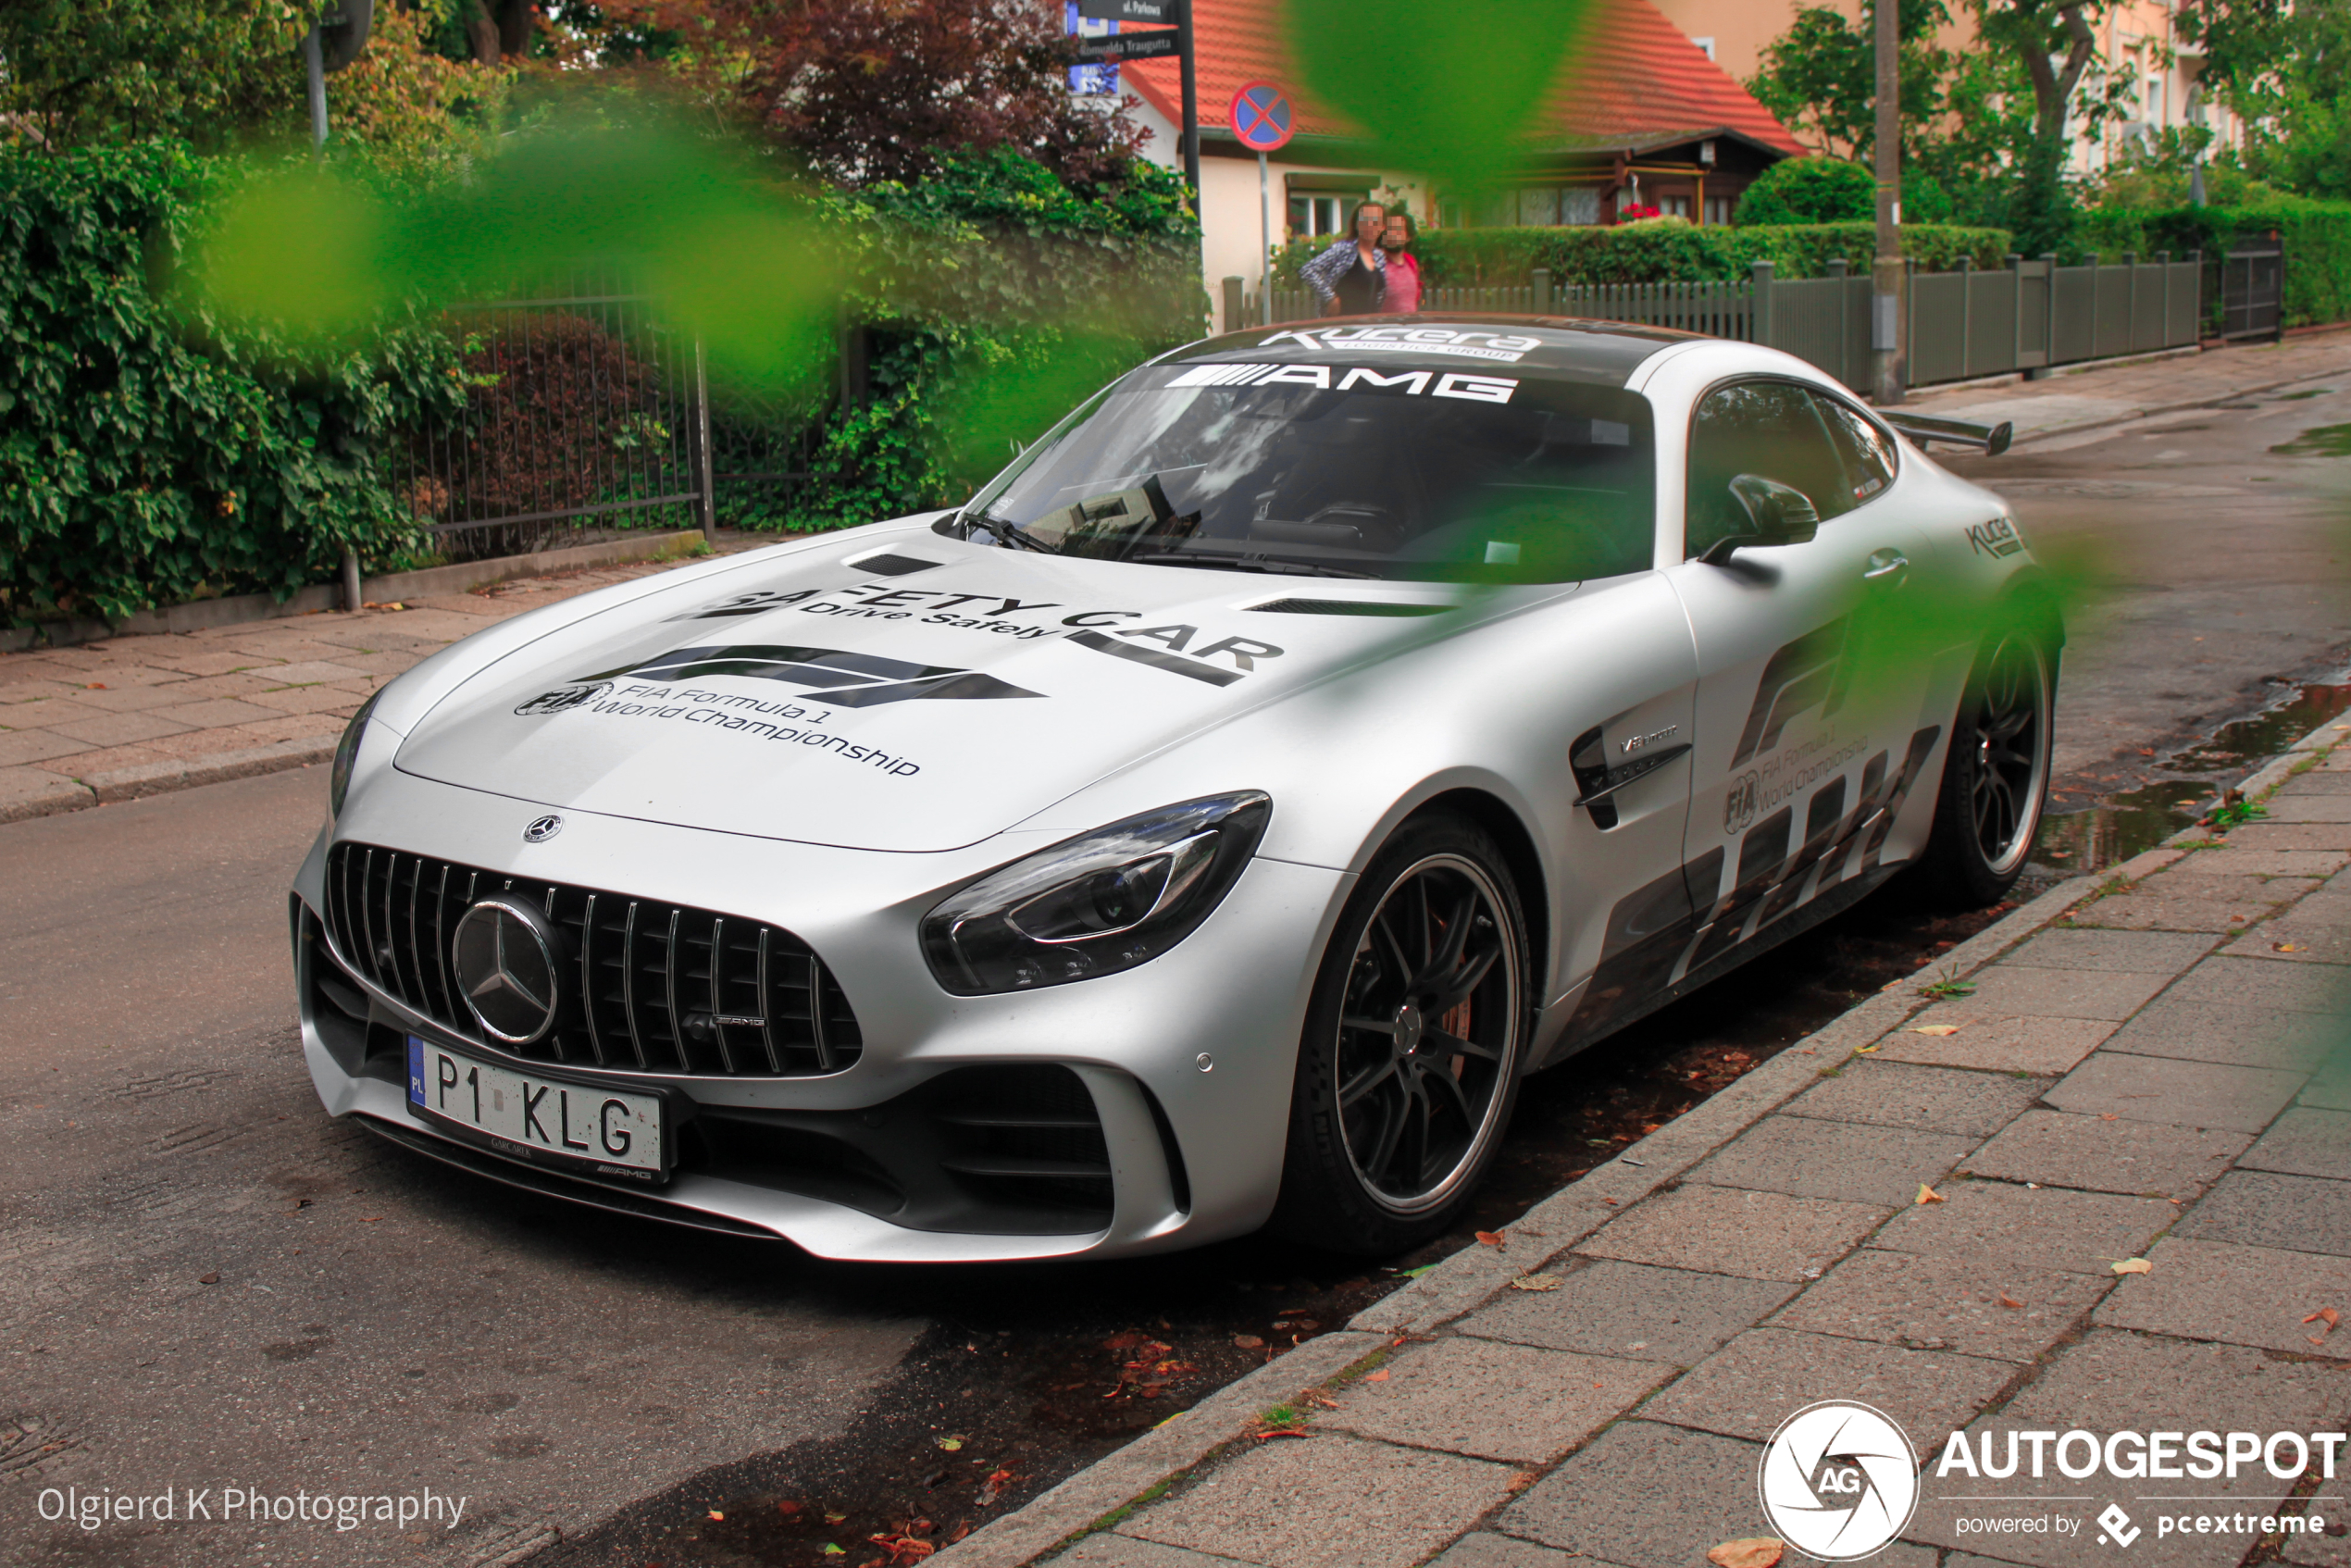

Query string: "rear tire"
[[1269, 814, 1529, 1257], [1917, 620, 2057, 908]]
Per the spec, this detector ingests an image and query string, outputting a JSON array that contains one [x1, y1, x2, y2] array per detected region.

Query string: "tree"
[[0, 0, 307, 148], [2178, 0, 2351, 199], [1747, 0, 1956, 163], [659, 0, 1148, 192]]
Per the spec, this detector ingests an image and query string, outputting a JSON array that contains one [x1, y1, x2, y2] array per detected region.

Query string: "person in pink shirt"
[[1377, 210, 1423, 314]]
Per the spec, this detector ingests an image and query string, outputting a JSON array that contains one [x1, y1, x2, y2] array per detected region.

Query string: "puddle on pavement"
[[2034, 677, 2351, 875], [2271, 423, 2351, 456]]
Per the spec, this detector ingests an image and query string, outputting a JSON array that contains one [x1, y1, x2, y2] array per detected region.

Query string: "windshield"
[[948, 361, 1658, 583]]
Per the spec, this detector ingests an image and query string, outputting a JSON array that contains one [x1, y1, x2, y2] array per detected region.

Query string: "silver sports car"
[[294, 317, 2052, 1262]]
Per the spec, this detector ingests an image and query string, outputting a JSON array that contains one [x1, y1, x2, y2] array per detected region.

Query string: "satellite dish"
[[319, 0, 374, 70]]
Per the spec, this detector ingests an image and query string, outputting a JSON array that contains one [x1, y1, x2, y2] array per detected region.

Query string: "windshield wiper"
[[964, 513, 1059, 554], [1130, 551, 1381, 580]]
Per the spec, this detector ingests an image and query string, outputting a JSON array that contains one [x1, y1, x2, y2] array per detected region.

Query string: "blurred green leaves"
[[1279, 0, 1593, 196], [200, 115, 840, 397]]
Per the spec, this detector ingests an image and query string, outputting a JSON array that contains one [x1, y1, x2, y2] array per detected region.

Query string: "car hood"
[[392, 529, 1484, 852]]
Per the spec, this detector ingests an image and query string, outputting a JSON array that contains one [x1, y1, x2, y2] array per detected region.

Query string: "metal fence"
[[399, 278, 717, 560], [1230, 250, 2208, 397], [2217, 237, 2284, 342]]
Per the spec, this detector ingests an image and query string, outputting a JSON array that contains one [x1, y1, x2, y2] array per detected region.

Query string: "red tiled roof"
[[1123, 0, 1805, 161]]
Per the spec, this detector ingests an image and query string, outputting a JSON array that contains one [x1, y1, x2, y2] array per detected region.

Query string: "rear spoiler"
[[1883, 411, 2014, 456]]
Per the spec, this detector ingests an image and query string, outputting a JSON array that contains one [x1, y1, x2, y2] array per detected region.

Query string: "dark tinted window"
[[1685, 380, 1857, 559], [1817, 396, 1898, 506], [956, 364, 1658, 585]]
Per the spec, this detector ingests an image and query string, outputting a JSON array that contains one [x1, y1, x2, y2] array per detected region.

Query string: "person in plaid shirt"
[[1300, 202, 1387, 316]]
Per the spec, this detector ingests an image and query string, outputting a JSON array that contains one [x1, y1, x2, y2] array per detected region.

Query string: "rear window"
[[950, 360, 1657, 584]]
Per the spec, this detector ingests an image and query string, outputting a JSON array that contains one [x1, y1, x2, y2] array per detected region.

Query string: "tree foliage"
[[0, 0, 307, 149], [1747, 0, 1959, 163], [655, 0, 1149, 192]]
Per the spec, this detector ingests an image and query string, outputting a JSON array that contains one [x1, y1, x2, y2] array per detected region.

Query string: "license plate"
[[406, 1037, 665, 1180]]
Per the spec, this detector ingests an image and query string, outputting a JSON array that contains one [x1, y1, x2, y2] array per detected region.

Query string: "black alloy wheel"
[[1921, 622, 2056, 906], [1273, 815, 1528, 1254]]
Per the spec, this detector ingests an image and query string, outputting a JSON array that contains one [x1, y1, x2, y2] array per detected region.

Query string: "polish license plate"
[[406, 1036, 665, 1179]]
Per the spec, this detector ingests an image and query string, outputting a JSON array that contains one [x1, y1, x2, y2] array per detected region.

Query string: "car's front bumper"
[[292, 767, 1350, 1263]]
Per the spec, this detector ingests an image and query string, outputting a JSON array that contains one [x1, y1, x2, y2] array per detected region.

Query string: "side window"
[[1684, 380, 1855, 560], [1816, 397, 1899, 508]]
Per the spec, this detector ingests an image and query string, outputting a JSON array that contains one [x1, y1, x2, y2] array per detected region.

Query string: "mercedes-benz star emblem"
[[450, 896, 563, 1044], [522, 815, 563, 843]]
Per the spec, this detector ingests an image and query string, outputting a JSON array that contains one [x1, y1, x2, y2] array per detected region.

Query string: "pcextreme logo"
[[1758, 1401, 1922, 1561]]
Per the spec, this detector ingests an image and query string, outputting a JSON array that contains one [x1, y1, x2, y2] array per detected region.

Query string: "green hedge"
[[767, 148, 1203, 529], [1276, 218, 2013, 289], [2078, 200, 2351, 329], [0, 143, 468, 627]]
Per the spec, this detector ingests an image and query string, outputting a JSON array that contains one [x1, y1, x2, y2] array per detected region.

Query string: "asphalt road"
[[7, 383, 2349, 1567], [1947, 370, 2351, 785], [1, 767, 918, 1568]]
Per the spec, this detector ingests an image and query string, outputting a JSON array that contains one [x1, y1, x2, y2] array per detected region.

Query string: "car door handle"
[[1863, 548, 1909, 581]]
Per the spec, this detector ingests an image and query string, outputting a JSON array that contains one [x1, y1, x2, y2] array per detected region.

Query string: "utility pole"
[[1872, 0, 1904, 404], [1176, 0, 1200, 203]]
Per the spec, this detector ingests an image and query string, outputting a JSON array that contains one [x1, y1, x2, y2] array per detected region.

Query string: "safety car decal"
[[559, 645, 1044, 706]]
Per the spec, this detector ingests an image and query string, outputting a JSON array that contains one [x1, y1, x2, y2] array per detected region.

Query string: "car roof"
[[1163, 315, 1701, 388]]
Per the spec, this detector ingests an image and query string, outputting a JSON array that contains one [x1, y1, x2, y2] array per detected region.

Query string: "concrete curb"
[[933, 1331, 1388, 1568], [1, 530, 708, 653], [4, 733, 342, 826], [1975, 360, 2351, 449], [934, 875, 2116, 1568]]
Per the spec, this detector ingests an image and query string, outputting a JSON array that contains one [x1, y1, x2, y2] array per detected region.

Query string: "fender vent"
[[1247, 598, 1452, 616]]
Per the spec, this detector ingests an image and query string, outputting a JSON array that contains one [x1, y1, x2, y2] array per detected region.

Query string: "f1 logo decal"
[[1731, 616, 1852, 767]]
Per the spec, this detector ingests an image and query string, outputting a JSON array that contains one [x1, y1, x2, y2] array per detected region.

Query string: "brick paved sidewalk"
[[953, 722, 2351, 1568], [1909, 329, 2351, 444], [0, 546, 760, 824]]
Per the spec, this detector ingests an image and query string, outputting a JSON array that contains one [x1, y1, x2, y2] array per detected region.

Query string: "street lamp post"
[[1872, 0, 1904, 404]]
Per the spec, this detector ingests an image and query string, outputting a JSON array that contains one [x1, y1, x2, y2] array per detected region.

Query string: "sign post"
[[1229, 81, 1295, 328]]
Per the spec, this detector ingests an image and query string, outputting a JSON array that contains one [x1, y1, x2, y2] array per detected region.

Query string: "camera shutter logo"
[[1758, 1400, 1921, 1561]]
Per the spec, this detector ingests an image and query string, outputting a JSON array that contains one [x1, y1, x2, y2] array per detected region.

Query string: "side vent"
[[1247, 598, 1453, 616]]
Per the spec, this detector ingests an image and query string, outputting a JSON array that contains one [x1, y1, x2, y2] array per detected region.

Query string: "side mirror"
[[1699, 474, 1821, 565]]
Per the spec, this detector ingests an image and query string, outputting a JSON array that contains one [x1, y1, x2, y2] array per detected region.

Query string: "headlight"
[[921, 792, 1271, 995], [329, 690, 382, 817]]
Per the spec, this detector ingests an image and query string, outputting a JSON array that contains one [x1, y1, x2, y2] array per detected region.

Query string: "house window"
[[1705, 194, 1736, 226], [1287, 195, 1355, 239], [1660, 193, 1691, 218]]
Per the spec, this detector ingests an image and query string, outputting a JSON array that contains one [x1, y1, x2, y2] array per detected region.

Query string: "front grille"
[[322, 842, 863, 1076]]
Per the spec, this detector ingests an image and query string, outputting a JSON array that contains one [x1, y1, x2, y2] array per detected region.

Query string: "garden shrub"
[[2079, 198, 2351, 328], [1733, 157, 1877, 224], [0, 141, 469, 627]]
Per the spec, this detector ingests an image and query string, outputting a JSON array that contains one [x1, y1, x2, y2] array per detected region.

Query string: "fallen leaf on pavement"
[[1255, 1427, 1309, 1441], [936, 1437, 963, 1451], [1707, 1539, 1785, 1568], [2113, 1258, 2153, 1275], [777, 1501, 802, 1516], [1364, 1369, 1390, 1382], [1917, 1184, 1946, 1205], [1855, 1043, 1881, 1053], [827, 1511, 850, 1524], [2276, 942, 2303, 952], [2306, 1307, 2340, 1344], [198, 1273, 220, 1285], [1475, 1231, 1507, 1247], [1510, 1274, 1562, 1291], [1233, 1334, 1265, 1349], [1913, 1025, 1962, 1037], [1998, 1291, 2026, 1309], [2098, 1114, 2120, 1121], [1101, 1330, 1146, 1350], [707, 1511, 725, 1522], [821, 1547, 845, 1558]]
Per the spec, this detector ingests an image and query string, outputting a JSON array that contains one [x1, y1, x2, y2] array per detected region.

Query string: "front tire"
[[1270, 814, 1529, 1256], [1917, 622, 2056, 907]]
